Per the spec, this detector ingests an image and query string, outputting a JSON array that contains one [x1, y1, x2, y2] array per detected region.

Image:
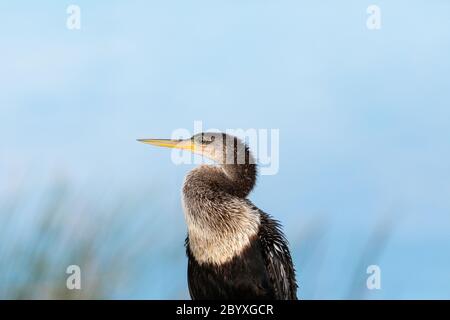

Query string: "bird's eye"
[[201, 135, 215, 145]]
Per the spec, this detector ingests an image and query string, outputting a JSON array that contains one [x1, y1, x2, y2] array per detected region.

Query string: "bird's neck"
[[221, 163, 257, 198], [182, 154, 259, 265]]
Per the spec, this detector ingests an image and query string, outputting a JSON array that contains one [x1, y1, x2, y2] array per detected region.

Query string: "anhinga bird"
[[139, 132, 297, 299]]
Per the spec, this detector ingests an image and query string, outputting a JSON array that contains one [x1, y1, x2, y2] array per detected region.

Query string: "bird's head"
[[138, 132, 254, 165]]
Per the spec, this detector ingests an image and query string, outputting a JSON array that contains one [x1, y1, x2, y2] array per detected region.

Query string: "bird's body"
[[139, 132, 297, 299], [186, 211, 297, 299]]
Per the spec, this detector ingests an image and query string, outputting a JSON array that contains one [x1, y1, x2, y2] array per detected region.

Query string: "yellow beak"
[[137, 138, 195, 151]]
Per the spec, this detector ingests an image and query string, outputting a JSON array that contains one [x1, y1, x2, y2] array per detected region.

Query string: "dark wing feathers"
[[186, 236, 274, 300], [258, 211, 298, 299], [185, 210, 298, 300]]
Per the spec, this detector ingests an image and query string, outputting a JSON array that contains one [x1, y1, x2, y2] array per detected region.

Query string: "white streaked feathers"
[[182, 185, 260, 265]]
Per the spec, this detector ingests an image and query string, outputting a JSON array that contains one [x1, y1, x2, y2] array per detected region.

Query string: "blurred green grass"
[[0, 176, 393, 299], [0, 178, 161, 299]]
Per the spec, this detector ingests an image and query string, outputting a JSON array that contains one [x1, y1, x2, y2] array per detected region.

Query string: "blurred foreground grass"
[[0, 178, 164, 299], [0, 177, 393, 299]]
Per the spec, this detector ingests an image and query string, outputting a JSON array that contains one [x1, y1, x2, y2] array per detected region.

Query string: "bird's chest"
[[181, 171, 261, 265], [181, 196, 260, 265]]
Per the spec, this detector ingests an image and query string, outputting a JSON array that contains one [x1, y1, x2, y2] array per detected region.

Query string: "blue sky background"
[[1, 1, 450, 299]]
